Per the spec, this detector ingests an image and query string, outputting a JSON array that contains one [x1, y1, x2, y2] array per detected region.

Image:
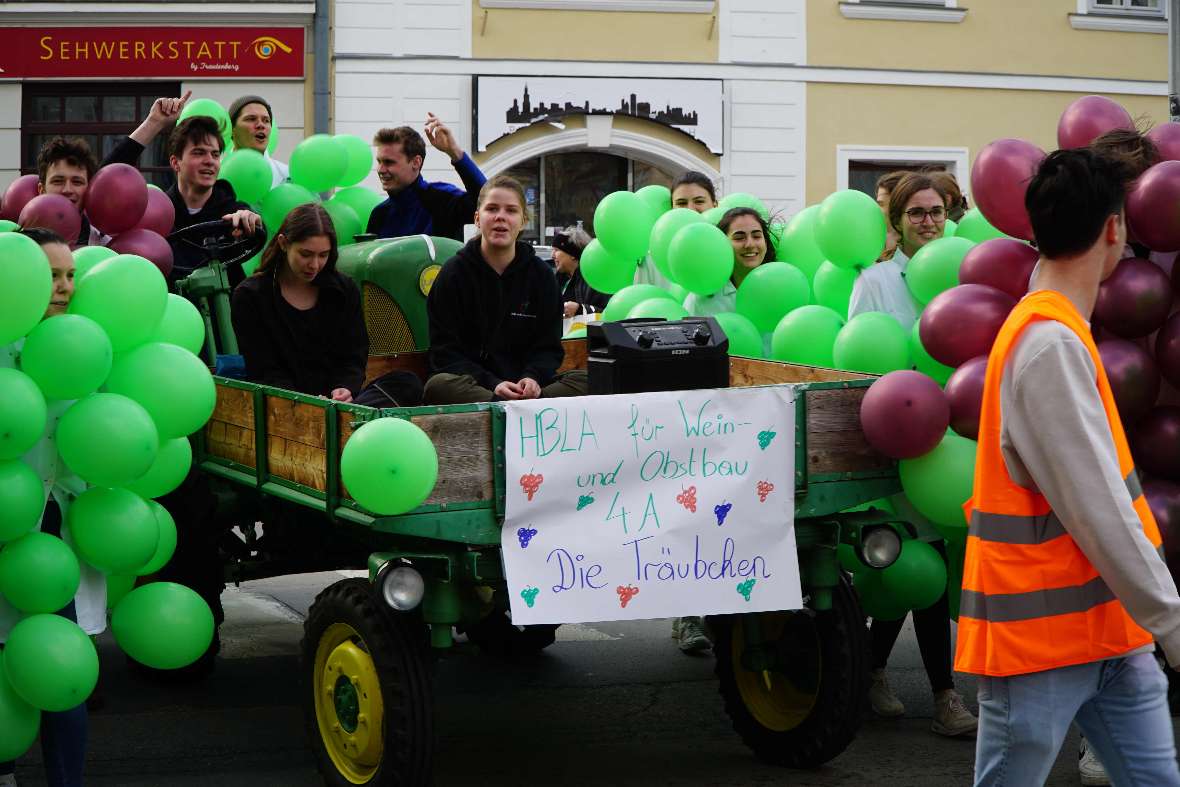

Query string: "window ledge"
[[1068, 13, 1167, 33], [839, 3, 967, 23], [480, 0, 714, 11]]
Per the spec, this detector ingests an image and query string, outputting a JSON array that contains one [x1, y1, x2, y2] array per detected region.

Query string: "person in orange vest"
[[958, 146, 1180, 786]]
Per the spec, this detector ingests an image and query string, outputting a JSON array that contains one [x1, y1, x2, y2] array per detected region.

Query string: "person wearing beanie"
[[552, 225, 608, 317], [229, 95, 289, 188]]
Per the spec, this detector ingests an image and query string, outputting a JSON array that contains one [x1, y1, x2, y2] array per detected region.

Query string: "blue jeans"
[[974, 652, 1180, 786]]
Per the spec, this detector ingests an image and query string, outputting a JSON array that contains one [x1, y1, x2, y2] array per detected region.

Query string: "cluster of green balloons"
[[851, 538, 948, 622], [340, 417, 439, 515]]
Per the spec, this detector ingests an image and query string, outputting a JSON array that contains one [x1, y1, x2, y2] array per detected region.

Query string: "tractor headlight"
[[378, 563, 425, 611], [860, 526, 902, 569]]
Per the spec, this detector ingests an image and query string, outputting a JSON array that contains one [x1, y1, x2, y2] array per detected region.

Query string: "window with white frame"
[[1089, 0, 1165, 15], [479, 0, 714, 11], [839, 0, 965, 23], [837, 145, 970, 202]]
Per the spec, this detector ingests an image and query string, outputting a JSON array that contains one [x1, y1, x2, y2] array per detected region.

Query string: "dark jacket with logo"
[[366, 154, 487, 242], [426, 238, 562, 390], [230, 266, 369, 397]]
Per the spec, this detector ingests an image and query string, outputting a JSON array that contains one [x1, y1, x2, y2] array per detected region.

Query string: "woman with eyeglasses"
[[848, 172, 950, 330]]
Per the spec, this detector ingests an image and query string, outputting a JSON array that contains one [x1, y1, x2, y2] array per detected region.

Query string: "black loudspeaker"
[[587, 317, 730, 395]]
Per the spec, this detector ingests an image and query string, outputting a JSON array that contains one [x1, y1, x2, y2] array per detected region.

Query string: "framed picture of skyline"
[[473, 75, 724, 154]]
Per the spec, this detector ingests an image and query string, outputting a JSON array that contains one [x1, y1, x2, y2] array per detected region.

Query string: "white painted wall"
[[0, 84, 23, 192], [182, 80, 307, 163], [334, 0, 471, 59], [722, 79, 806, 219], [719, 0, 806, 66]]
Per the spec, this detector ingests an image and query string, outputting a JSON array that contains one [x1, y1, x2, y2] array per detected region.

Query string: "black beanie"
[[228, 95, 274, 126]]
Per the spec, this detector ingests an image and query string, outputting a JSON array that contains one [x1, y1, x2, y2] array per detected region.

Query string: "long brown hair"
[[255, 203, 339, 281]]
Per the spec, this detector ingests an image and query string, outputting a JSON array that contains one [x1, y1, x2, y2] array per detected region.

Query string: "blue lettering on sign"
[[547, 547, 606, 593], [620, 535, 771, 583]]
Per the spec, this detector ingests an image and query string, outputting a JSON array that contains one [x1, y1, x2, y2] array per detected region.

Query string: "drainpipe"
[[1171, 0, 1179, 121], [314, 0, 330, 133]]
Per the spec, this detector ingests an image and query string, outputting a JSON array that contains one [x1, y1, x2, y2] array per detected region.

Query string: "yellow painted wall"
[[807, 0, 1166, 82], [471, 0, 718, 62], [805, 83, 1168, 205]]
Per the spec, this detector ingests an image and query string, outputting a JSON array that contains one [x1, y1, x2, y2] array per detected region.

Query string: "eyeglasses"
[[905, 206, 947, 224]]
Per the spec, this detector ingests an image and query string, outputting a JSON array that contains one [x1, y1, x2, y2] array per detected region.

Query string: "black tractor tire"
[[711, 574, 870, 768], [302, 578, 434, 787]]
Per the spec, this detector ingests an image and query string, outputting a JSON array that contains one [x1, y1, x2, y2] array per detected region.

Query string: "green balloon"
[[580, 239, 638, 295], [152, 294, 205, 356], [854, 569, 909, 621], [105, 342, 215, 440], [844, 496, 897, 515], [72, 245, 117, 284], [136, 501, 177, 576], [3, 614, 98, 712], [880, 539, 947, 612], [322, 199, 361, 246], [910, 320, 954, 385], [260, 183, 318, 235], [112, 582, 214, 670], [815, 190, 887, 270], [666, 282, 689, 302], [703, 205, 727, 225], [906, 236, 975, 305], [290, 134, 348, 193], [0, 369, 46, 460], [714, 312, 763, 358], [56, 393, 159, 488], [219, 149, 272, 205], [602, 284, 676, 322], [0, 532, 80, 614], [833, 312, 910, 374], [735, 261, 810, 333], [242, 249, 263, 277], [776, 206, 825, 282], [334, 133, 374, 188], [124, 436, 192, 500], [341, 417, 438, 515], [837, 542, 867, 574], [68, 254, 167, 352], [178, 98, 231, 149], [649, 208, 705, 281], [954, 208, 1010, 243], [943, 219, 957, 237], [634, 184, 671, 219], [0, 460, 43, 542], [668, 223, 734, 295], [0, 219, 17, 233], [899, 431, 977, 529], [0, 233, 52, 344], [813, 261, 858, 318], [19, 314, 112, 401], [628, 297, 689, 320], [593, 191, 655, 261], [719, 192, 769, 221], [330, 187, 384, 230], [0, 652, 39, 761], [770, 305, 844, 367], [66, 487, 159, 574], [106, 574, 137, 611], [268, 123, 280, 156]]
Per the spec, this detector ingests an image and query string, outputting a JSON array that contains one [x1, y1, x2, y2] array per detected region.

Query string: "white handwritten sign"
[[502, 387, 801, 625]]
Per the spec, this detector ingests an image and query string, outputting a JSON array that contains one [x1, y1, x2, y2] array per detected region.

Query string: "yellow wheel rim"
[[314, 622, 385, 784], [731, 612, 820, 732]]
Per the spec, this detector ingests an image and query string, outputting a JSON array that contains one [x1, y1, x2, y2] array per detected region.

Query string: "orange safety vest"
[[954, 289, 1163, 678]]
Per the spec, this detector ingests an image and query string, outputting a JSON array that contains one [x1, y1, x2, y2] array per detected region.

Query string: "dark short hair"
[[1026, 148, 1136, 259], [671, 170, 717, 203], [888, 173, 949, 233], [256, 203, 338, 281], [477, 174, 527, 210], [36, 137, 98, 183], [718, 207, 777, 263], [1090, 128, 1159, 181], [19, 226, 67, 246], [168, 115, 225, 159], [373, 126, 426, 163]]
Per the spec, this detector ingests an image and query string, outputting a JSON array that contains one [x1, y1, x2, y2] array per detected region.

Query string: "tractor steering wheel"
[[166, 219, 268, 269]]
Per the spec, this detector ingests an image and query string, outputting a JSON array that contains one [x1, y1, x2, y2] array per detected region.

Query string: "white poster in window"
[[501, 387, 800, 625], [475, 75, 724, 154]]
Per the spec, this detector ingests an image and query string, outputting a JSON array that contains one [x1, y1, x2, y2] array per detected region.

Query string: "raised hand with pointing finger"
[[131, 89, 192, 147], [424, 112, 465, 162]]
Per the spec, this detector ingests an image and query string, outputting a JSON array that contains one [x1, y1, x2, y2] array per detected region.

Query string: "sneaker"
[[673, 616, 711, 653], [932, 689, 978, 737], [0, 774, 17, 786], [869, 668, 905, 717], [1079, 738, 1111, 786]]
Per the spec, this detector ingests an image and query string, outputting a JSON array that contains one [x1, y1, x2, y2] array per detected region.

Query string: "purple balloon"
[[945, 356, 988, 440], [970, 138, 1045, 242], [18, 194, 81, 243], [85, 163, 148, 236], [1144, 478, 1180, 582], [1132, 407, 1180, 482], [1155, 313, 1180, 389], [131, 187, 176, 237], [1093, 257, 1172, 339], [1099, 339, 1159, 426], [1, 174, 40, 223], [1147, 122, 1180, 163], [919, 284, 1017, 369], [958, 238, 1039, 300], [859, 370, 950, 460], [1127, 161, 1180, 252], [1056, 95, 1134, 150], [109, 229, 174, 279]]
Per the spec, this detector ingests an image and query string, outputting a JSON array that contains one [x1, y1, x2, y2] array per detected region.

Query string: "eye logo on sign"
[[251, 36, 292, 60]]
